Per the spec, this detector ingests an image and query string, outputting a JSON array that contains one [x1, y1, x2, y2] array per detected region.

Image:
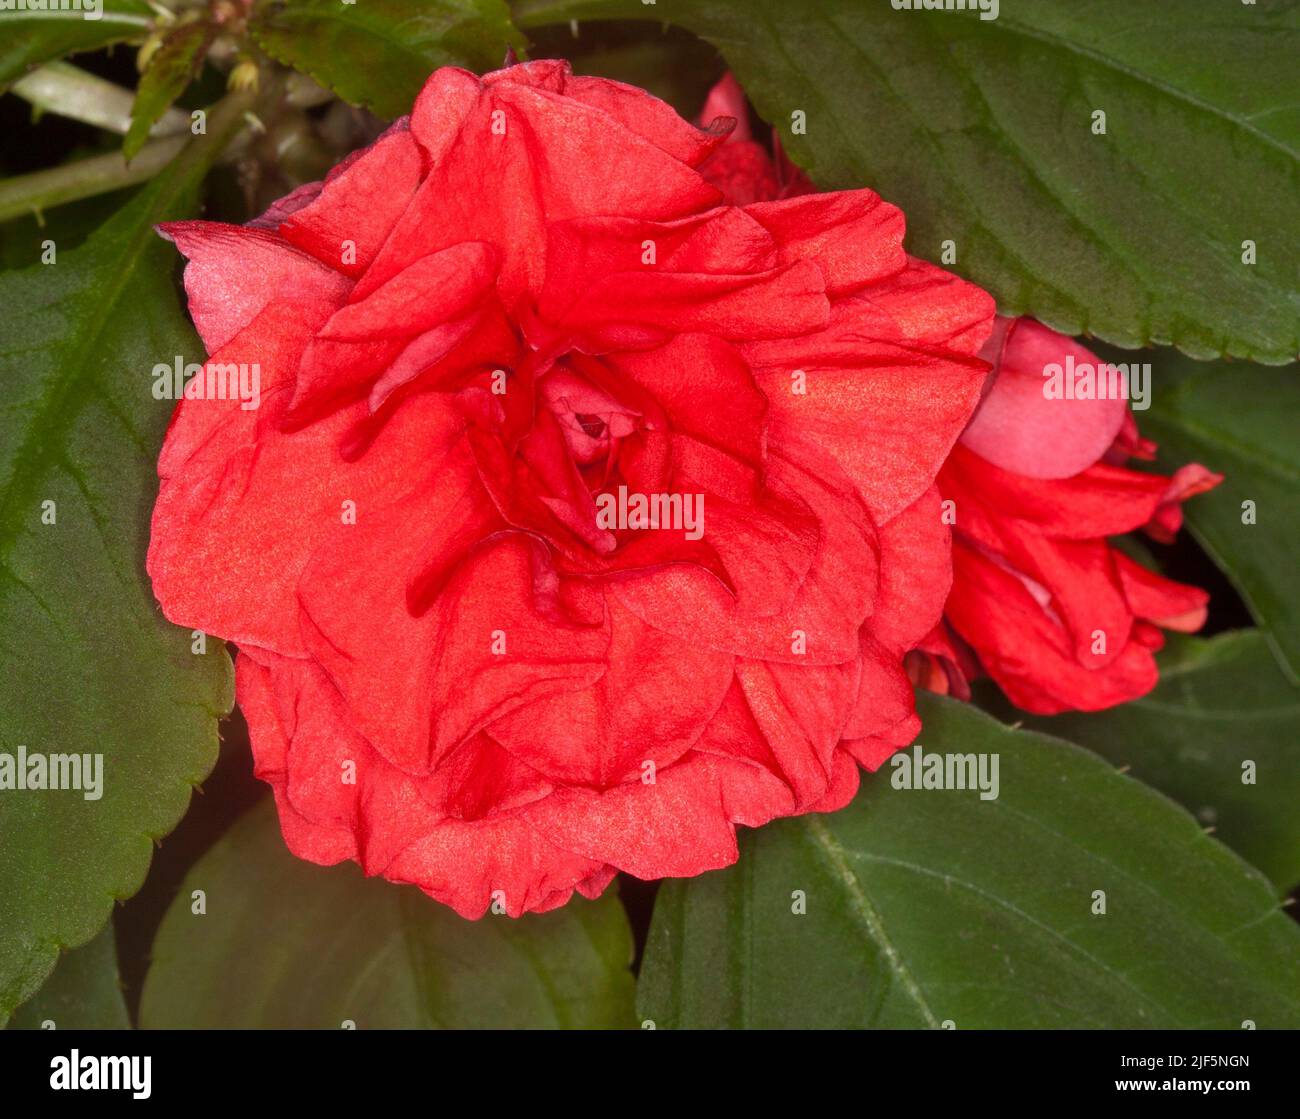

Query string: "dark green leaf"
[[518, 0, 1300, 363], [0, 104, 242, 1020], [526, 21, 722, 119], [251, 0, 525, 119], [1021, 632, 1300, 894], [637, 694, 1300, 1028], [1142, 354, 1300, 680], [6, 924, 128, 1029], [0, 188, 140, 270], [140, 800, 635, 1028], [123, 20, 214, 162], [0, 1, 153, 88]]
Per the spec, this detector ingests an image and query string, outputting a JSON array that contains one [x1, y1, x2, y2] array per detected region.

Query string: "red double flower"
[[149, 63, 993, 916]]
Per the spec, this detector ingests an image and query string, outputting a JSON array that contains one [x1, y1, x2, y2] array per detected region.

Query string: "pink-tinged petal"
[[156, 221, 351, 352], [246, 181, 324, 230], [960, 318, 1130, 480], [150, 303, 337, 653], [408, 65, 483, 163], [153, 300, 318, 478], [482, 57, 569, 91]]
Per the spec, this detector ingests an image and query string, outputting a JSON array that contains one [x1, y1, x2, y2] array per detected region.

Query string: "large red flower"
[[927, 317, 1222, 714], [148, 61, 992, 917]]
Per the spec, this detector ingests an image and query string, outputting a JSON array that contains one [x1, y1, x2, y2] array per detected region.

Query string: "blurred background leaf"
[[0, 0, 153, 88], [1141, 355, 1300, 681], [141, 800, 636, 1028], [250, 0, 525, 118], [525, 20, 721, 118]]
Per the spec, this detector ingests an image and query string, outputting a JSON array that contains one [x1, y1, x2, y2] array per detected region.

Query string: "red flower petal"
[[960, 317, 1129, 480]]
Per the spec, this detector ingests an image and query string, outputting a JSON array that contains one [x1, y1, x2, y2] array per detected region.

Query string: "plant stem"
[[0, 82, 265, 225], [11, 62, 189, 138], [0, 137, 189, 224]]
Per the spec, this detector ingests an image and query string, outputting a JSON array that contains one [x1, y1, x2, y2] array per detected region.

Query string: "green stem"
[[11, 62, 189, 138], [0, 137, 188, 224], [0, 87, 261, 225]]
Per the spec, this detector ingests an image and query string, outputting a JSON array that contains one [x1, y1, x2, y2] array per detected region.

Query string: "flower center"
[[539, 365, 642, 472]]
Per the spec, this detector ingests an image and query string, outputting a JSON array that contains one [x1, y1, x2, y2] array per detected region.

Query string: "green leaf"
[[517, 0, 1300, 363], [0, 188, 140, 270], [0, 0, 154, 88], [0, 103, 243, 1020], [140, 800, 635, 1028], [251, 0, 525, 119], [637, 694, 1300, 1029], [1020, 632, 1300, 895], [525, 21, 722, 119], [6, 924, 129, 1030], [1141, 355, 1300, 680], [123, 20, 214, 162]]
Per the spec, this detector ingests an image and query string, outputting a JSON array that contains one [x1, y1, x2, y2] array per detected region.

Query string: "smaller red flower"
[[931, 317, 1222, 714]]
